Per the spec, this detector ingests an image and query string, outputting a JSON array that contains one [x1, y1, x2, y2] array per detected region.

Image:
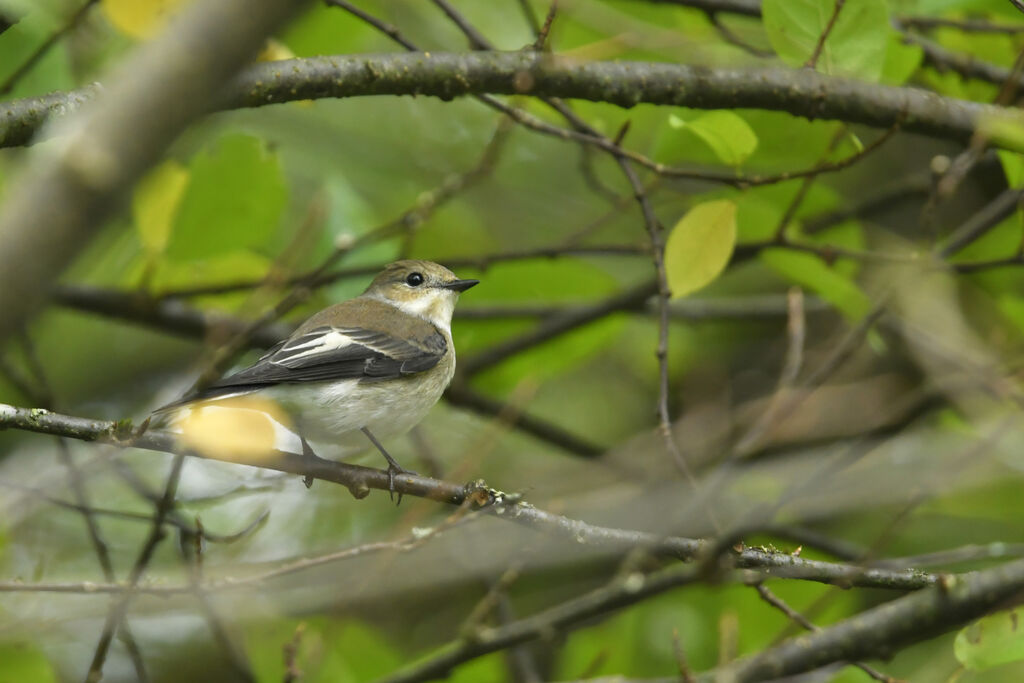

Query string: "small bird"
[[162, 260, 478, 495]]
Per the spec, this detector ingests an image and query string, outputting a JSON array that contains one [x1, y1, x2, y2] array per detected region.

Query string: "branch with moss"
[[0, 401, 938, 592], [4, 52, 1024, 151]]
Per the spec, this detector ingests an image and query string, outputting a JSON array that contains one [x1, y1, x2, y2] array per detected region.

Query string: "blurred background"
[[2, 0, 1024, 681]]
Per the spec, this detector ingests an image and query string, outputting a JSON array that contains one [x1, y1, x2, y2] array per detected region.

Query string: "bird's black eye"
[[406, 272, 425, 287]]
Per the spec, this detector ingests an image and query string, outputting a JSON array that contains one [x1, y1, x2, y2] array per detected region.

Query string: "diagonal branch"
[[715, 564, 1024, 682], [0, 0, 308, 344]]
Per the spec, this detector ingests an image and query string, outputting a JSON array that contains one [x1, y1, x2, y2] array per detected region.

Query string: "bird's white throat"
[[380, 290, 456, 332]]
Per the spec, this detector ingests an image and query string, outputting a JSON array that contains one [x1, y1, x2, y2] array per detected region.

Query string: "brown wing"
[[185, 298, 447, 401]]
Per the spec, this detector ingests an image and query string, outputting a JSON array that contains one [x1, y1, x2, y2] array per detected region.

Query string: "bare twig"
[[714, 561, 1024, 682], [899, 15, 1024, 34], [672, 628, 697, 683], [0, 0, 99, 97], [87, 453, 186, 681], [805, 0, 845, 69], [707, 12, 773, 57], [459, 279, 658, 376], [15, 337, 151, 682], [753, 583, 895, 682], [186, 520, 255, 682], [431, 0, 492, 50], [532, 1, 558, 50], [0, 402, 939, 592]]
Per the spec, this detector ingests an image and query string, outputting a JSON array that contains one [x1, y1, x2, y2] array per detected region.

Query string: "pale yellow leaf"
[[176, 396, 293, 465], [665, 200, 738, 298], [102, 0, 191, 39], [258, 38, 296, 62]]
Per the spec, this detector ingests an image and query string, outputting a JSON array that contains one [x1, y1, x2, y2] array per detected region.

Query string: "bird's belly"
[[266, 367, 452, 457]]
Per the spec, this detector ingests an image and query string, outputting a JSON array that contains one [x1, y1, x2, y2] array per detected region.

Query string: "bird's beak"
[[439, 278, 480, 292]]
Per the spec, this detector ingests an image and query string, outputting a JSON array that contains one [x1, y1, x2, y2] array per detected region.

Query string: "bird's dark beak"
[[440, 278, 479, 292]]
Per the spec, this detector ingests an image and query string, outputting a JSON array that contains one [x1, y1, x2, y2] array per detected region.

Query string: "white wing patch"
[[270, 328, 357, 367]]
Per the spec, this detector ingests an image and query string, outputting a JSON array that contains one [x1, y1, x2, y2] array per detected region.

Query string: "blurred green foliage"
[[2, 0, 1024, 681]]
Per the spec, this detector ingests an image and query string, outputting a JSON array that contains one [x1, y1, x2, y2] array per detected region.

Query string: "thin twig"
[[187, 520, 256, 681], [87, 453, 186, 681], [753, 583, 897, 682], [459, 279, 657, 376], [532, 0, 558, 50], [0, 402, 940, 592], [431, 0, 492, 50], [0, 0, 99, 97], [899, 15, 1024, 34], [707, 12, 773, 57], [515, 0, 541, 35], [16, 337, 151, 683], [805, 0, 846, 69]]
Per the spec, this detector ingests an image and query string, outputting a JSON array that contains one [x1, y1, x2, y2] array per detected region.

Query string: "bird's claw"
[[386, 462, 418, 506]]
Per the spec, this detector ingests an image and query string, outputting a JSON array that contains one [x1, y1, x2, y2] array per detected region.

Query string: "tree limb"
[[0, 402, 937, 592], [3, 52, 1023, 152], [714, 563, 1024, 681]]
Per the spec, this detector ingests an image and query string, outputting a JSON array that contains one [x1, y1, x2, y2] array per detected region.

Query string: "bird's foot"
[[299, 436, 317, 489], [385, 461, 418, 506], [359, 426, 418, 505]]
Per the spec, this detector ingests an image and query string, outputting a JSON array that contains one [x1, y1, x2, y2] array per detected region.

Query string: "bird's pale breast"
[[265, 332, 456, 457]]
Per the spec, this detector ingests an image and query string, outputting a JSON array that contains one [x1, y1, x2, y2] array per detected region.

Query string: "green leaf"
[[0, 643, 56, 683], [459, 259, 625, 393], [448, 654, 506, 683], [143, 250, 273, 305], [665, 200, 738, 298], [0, 10, 73, 99], [133, 160, 190, 254], [881, 32, 923, 85], [762, 0, 890, 81], [667, 111, 758, 166], [801, 218, 865, 279], [999, 295, 1024, 337], [998, 151, 1024, 188], [955, 608, 1024, 670], [102, 0, 189, 39], [168, 134, 288, 260], [761, 248, 872, 321], [977, 114, 1024, 154], [246, 617, 402, 682]]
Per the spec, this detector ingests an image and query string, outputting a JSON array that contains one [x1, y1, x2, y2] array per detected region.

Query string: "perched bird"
[[161, 260, 478, 494]]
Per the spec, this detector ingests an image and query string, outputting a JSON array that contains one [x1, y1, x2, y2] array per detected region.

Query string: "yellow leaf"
[[102, 0, 191, 39], [176, 396, 294, 465], [258, 38, 296, 62], [664, 200, 737, 298], [133, 160, 189, 254]]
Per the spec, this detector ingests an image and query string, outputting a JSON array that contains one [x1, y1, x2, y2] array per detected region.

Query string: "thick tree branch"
[[51, 284, 293, 347], [4, 52, 1024, 151]]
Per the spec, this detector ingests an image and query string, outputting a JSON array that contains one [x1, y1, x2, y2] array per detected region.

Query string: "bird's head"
[[364, 260, 479, 328]]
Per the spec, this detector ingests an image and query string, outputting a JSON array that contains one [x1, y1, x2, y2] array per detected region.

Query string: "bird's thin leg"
[[299, 436, 317, 489], [360, 427, 416, 503]]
